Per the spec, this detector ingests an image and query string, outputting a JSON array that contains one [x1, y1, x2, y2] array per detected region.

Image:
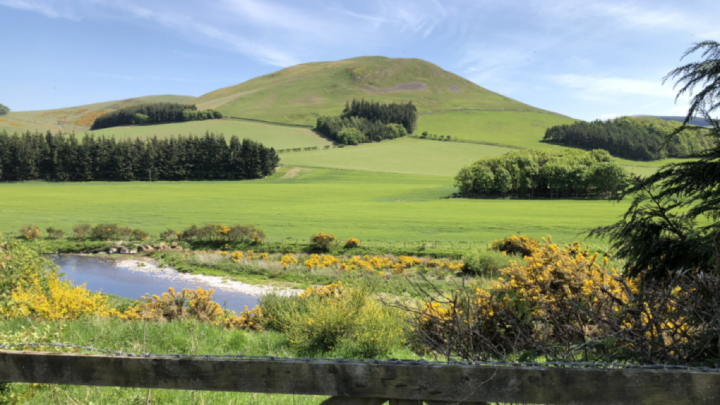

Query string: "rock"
[[171, 242, 178, 248], [138, 245, 155, 253], [108, 248, 118, 254], [113, 241, 124, 247], [157, 243, 169, 251], [129, 249, 137, 254], [119, 248, 129, 254]]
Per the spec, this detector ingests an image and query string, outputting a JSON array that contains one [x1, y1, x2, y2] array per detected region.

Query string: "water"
[[50, 255, 259, 314]]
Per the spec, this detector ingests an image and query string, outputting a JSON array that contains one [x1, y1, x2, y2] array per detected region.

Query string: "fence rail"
[[1, 350, 719, 404]]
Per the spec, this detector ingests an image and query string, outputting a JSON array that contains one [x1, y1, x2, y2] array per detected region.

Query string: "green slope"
[[1, 95, 195, 133], [88, 119, 331, 150], [196, 56, 564, 126]]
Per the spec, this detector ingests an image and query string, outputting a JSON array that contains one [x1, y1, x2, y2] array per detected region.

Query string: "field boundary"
[[420, 108, 574, 119], [225, 116, 314, 128]]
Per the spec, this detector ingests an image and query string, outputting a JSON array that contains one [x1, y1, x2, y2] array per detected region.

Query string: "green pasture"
[[417, 110, 577, 148], [280, 137, 513, 176], [87, 119, 331, 150], [0, 168, 627, 243]]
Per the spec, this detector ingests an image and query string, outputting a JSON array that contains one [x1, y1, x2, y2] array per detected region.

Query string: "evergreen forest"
[[315, 100, 417, 145], [543, 116, 712, 160], [0, 130, 279, 182], [0, 103, 8, 116], [454, 149, 628, 199], [90, 102, 223, 130]]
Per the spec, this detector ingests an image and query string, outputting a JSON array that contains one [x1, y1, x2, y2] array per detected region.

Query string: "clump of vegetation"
[[90, 102, 222, 130], [461, 249, 512, 276], [310, 233, 336, 251], [160, 229, 179, 241], [544, 116, 712, 160], [18, 225, 40, 240], [72, 224, 91, 239], [261, 282, 406, 358], [344, 237, 360, 249], [131, 229, 149, 241], [490, 235, 539, 257], [180, 224, 265, 243], [0, 103, 8, 116], [455, 149, 628, 199], [91, 224, 118, 240], [45, 227, 64, 239], [315, 99, 416, 145]]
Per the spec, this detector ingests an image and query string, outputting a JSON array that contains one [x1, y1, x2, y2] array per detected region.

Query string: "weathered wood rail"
[[1, 351, 719, 404]]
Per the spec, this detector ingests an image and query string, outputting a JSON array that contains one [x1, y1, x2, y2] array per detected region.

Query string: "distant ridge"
[[633, 115, 711, 127]]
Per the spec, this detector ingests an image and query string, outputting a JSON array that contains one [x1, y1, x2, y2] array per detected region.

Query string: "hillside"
[[633, 115, 711, 128], [0, 95, 194, 133], [195, 56, 564, 126]]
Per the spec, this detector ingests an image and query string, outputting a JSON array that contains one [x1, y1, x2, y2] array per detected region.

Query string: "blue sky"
[[1, 0, 718, 120]]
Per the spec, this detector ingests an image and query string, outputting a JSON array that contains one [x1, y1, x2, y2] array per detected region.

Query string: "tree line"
[[315, 99, 417, 145], [543, 116, 712, 160], [90, 102, 223, 130], [454, 148, 628, 199], [0, 103, 8, 116], [0, 130, 279, 182]]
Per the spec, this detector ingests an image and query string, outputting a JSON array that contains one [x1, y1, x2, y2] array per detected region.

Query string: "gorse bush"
[[490, 235, 539, 257], [160, 229, 179, 241], [91, 224, 118, 240], [18, 225, 40, 240], [116, 226, 133, 239], [344, 238, 360, 249], [72, 224, 91, 239], [260, 282, 406, 358], [310, 233, 336, 251], [131, 229, 149, 241], [45, 227, 64, 239], [0, 242, 53, 304], [180, 224, 265, 243], [461, 249, 512, 276]]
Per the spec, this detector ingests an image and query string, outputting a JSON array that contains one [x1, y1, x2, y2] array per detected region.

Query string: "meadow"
[[416, 110, 577, 147], [0, 167, 627, 243], [88, 118, 331, 149]]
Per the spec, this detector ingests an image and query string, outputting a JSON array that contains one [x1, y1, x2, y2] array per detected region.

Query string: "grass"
[[417, 110, 577, 148], [280, 137, 514, 176], [0, 168, 627, 243], [195, 56, 560, 125], [87, 119, 332, 150]]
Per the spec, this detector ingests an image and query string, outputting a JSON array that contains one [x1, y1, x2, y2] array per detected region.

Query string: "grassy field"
[[0, 167, 627, 243], [88, 118, 331, 150], [417, 110, 577, 147], [195, 56, 562, 125], [280, 137, 513, 176]]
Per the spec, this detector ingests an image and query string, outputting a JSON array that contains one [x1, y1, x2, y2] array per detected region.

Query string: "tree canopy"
[[315, 100, 415, 145], [0, 103, 9, 116], [454, 149, 627, 199], [90, 102, 222, 130], [591, 41, 720, 279]]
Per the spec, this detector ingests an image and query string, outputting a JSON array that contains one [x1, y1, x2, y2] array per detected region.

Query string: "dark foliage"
[[315, 99, 416, 145], [90, 102, 222, 130], [544, 116, 712, 160], [0, 130, 279, 182], [455, 148, 628, 199], [664, 41, 720, 125], [0, 103, 8, 116]]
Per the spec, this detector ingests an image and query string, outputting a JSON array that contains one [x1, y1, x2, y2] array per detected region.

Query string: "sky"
[[1, 0, 718, 120]]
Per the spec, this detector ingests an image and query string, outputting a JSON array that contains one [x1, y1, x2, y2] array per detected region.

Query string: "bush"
[[310, 233, 336, 251], [116, 226, 133, 240], [18, 225, 40, 240], [462, 249, 512, 276], [160, 229, 179, 241], [91, 224, 118, 240], [45, 227, 65, 239], [344, 238, 360, 249], [0, 242, 54, 304], [260, 282, 406, 358], [131, 229, 149, 241], [72, 224, 91, 239], [490, 235, 539, 257], [337, 127, 366, 145]]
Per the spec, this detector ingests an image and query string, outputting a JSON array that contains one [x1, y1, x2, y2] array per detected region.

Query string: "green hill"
[[0, 95, 194, 133], [196, 56, 565, 126]]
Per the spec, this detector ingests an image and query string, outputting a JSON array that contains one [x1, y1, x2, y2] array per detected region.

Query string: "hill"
[[0, 95, 194, 133], [195, 56, 564, 126], [633, 115, 711, 127]]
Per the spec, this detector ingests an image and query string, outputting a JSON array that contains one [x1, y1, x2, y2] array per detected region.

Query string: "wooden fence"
[[1, 351, 719, 404]]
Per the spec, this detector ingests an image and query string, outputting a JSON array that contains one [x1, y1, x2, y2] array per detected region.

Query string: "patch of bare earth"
[[448, 84, 462, 93], [282, 167, 312, 179], [359, 82, 429, 93]]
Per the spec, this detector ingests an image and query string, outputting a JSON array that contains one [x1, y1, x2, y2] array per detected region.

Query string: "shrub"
[[131, 229, 149, 241], [91, 224, 118, 240], [73, 224, 91, 239], [260, 282, 406, 358], [116, 226, 133, 240], [462, 249, 512, 276], [0, 242, 54, 304], [344, 237, 360, 249], [490, 235, 539, 257], [310, 233, 336, 251], [160, 229, 179, 241], [18, 225, 40, 240], [45, 227, 65, 239]]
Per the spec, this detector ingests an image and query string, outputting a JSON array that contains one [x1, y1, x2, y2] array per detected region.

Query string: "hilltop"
[[196, 56, 565, 125]]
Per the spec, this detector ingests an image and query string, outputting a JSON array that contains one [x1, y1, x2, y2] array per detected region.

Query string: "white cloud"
[[0, 0, 79, 19]]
